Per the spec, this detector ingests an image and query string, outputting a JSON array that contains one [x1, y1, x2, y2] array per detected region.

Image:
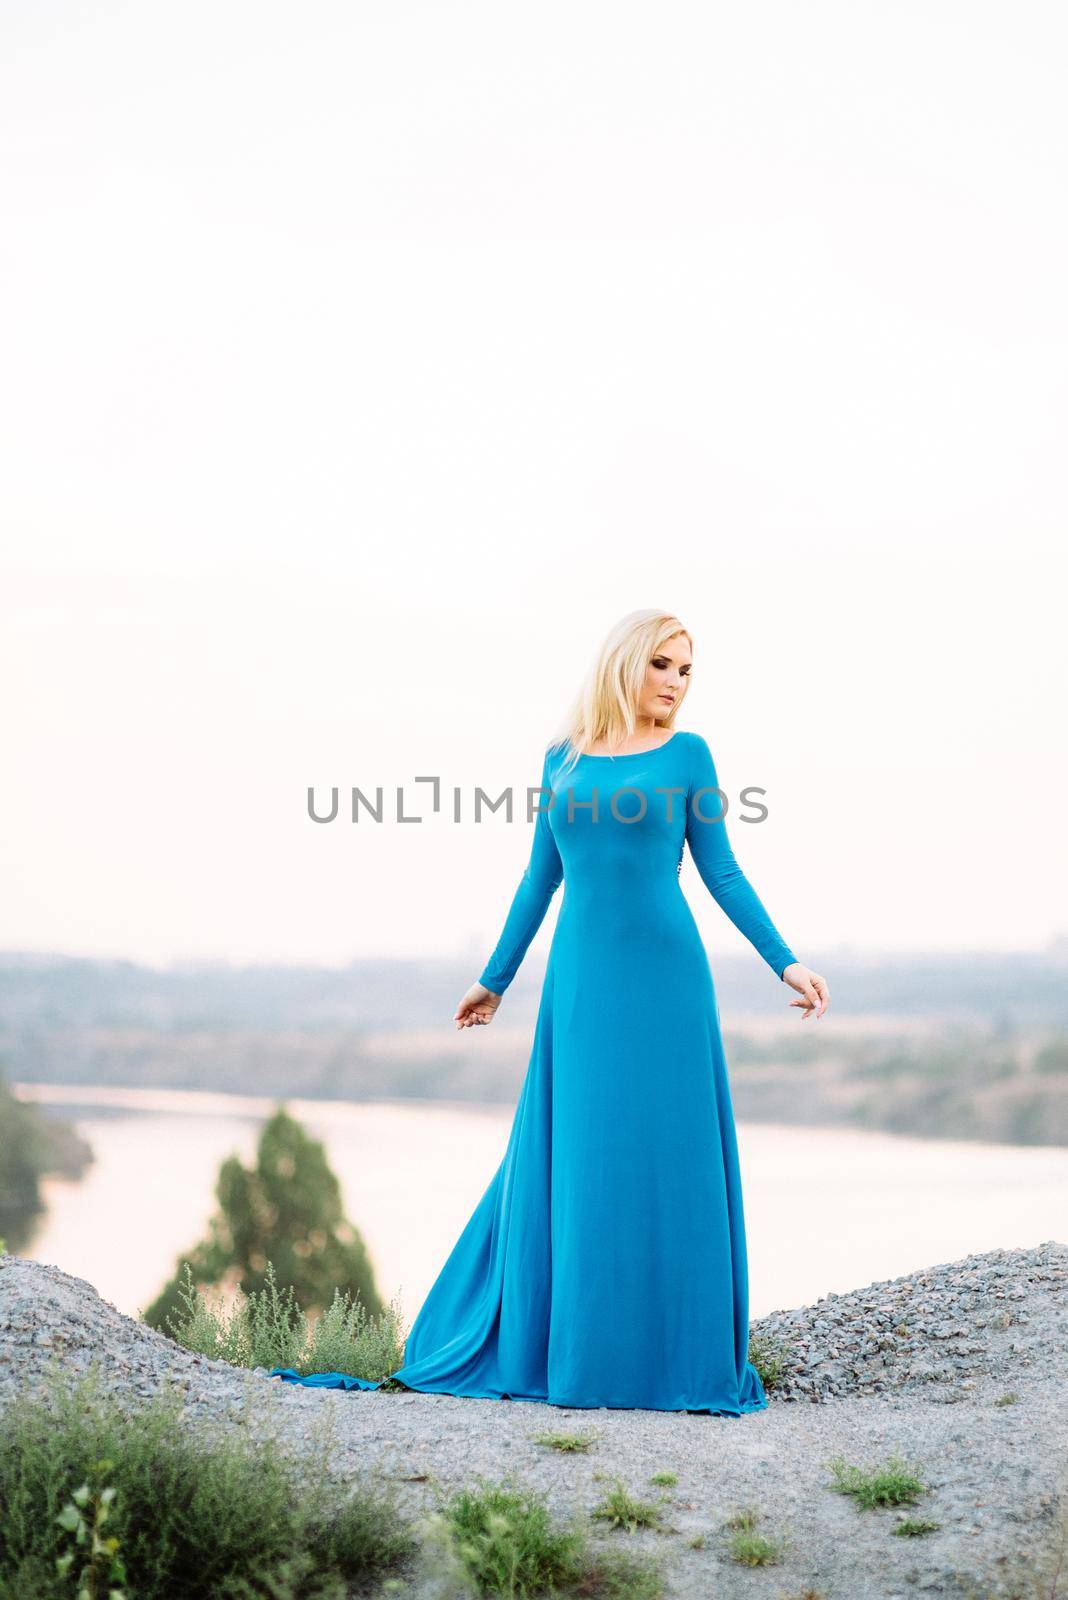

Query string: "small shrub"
[[748, 1331, 790, 1391], [54, 1456, 128, 1599], [163, 1257, 407, 1382], [162, 1259, 305, 1368], [0, 1359, 413, 1599], [305, 1281, 408, 1383]]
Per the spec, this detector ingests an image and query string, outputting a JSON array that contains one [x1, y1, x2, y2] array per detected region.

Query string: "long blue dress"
[[271, 729, 797, 1414]]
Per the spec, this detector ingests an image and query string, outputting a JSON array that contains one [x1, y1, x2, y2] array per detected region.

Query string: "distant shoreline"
[[10, 1080, 514, 1121], [11, 1080, 1068, 1158]]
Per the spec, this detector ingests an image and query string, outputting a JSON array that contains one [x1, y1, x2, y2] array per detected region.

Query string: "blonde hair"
[[549, 609, 692, 776]]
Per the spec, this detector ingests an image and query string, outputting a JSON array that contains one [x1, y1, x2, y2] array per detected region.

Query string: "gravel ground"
[[2, 1241, 1066, 1599]]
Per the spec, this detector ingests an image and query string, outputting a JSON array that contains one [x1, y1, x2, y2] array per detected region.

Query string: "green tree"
[[141, 1105, 383, 1335], [0, 1073, 49, 1252], [1034, 1036, 1068, 1076]]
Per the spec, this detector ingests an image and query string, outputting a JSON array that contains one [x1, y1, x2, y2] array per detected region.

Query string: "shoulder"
[[677, 730, 718, 778], [542, 739, 575, 781]]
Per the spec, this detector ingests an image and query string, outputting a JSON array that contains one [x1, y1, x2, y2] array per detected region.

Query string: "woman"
[[272, 609, 829, 1413]]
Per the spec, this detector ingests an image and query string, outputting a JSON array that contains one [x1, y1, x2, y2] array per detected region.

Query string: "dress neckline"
[[575, 730, 682, 760]]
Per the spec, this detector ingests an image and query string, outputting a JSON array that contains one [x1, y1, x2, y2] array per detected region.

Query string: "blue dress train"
[[271, 730, 796, 1414]]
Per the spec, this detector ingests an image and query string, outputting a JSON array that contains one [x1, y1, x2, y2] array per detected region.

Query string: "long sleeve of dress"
[[478, 748, 564, 995], [685, 734, 797, 981]]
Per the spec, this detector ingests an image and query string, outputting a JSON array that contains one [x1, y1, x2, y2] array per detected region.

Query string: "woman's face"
[[641, 633, 692, 721]]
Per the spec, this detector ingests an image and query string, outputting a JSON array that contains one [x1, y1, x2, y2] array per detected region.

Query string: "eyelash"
[[653, 661, 690, 674]]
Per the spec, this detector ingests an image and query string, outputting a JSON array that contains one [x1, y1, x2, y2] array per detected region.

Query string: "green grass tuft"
[[427, 1479, 663, 1597], [648, 1471, 677, 1488], [891, 1516, 942, 1537], [722, 1507, 784, 1566], [532, 1430, 596, 1453], [591, 1480, 665, 1534], [827, 1453, 927, 1509]]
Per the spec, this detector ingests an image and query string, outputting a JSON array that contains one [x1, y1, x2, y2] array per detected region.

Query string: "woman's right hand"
[[455, 982, 503, 1029]]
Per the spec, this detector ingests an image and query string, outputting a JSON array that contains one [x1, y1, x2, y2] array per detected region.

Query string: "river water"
[[13, 1082, 1067, 1325]]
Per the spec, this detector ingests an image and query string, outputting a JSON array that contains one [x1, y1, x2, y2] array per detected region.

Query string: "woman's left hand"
[[454, 982, 502, 1030], [781, 962, 830, 1020]]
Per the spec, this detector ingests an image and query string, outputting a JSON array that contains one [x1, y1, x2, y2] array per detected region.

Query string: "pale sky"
[[1, 2, 1065, 970]]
